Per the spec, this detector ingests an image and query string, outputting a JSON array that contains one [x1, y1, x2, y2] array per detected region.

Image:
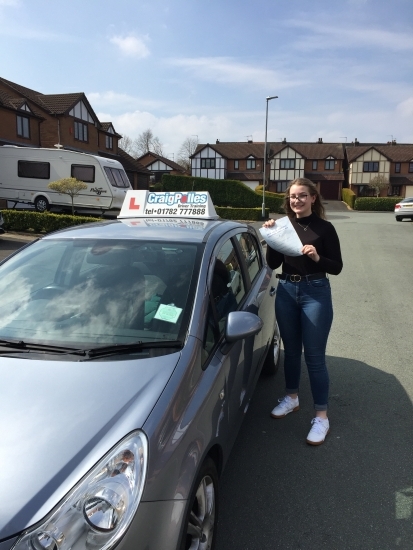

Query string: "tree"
[[177, 136, 199, 171], [369, 174, 389, 197], [135, 129, 164, 156], [48, 178, 88, 215], [118, 134, 136, 156]]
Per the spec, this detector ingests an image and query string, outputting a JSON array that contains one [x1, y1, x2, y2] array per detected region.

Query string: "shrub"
[[353, 197, 402, 211], [161, 174, 284, 214], [216, 207, 269, 221], [342, 188, 356, 209], [1, 210, 102, 234]]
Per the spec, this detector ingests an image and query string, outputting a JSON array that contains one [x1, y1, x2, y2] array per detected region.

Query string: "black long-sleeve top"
[[266, 213, 343, 276]]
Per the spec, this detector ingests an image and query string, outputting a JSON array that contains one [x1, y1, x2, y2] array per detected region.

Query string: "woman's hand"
[[302, 244, 320, 262], [262, 219, 275, 228]]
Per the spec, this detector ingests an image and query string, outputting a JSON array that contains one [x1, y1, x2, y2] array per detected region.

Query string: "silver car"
[[0, 208, 279, 549], [395, 197, 413, 221]]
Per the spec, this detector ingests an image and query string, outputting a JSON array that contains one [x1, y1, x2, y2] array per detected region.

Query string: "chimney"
[[247, 139, 253, 143], [392, 139, 397, 145], [318, 138, 323, 144], [282, 137, 287, 144], [216, 139, 220, 144], [354, 138, 359, 145]]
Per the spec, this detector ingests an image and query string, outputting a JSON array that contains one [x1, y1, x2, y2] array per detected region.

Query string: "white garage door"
[[405, 185, 413, 197]]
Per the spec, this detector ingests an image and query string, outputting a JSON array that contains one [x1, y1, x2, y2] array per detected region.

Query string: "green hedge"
[[353, 197, 402, 211], [1, 210, 102, 233], [342, 188, 356, 209], [161, 174, 284, 214], [216, 207, 269, 221]]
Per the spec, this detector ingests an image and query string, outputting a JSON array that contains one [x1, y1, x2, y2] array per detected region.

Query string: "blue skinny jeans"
[[275, 277, 333, 411]]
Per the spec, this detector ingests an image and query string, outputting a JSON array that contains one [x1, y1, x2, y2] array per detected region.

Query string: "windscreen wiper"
[[84, 340, 183, 359], [0, 339, 87, 356]]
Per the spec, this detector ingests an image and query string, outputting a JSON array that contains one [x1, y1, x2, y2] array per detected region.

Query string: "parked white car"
[[395, 197, 413, 221]]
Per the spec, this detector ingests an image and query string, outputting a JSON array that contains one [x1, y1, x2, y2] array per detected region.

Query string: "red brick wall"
[[0, 107, 41, 146]]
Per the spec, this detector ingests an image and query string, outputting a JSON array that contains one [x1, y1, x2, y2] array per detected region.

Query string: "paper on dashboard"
[[259, 216, 303, 256]]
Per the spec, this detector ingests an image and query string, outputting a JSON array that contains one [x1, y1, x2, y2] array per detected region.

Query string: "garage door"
[[405, 185, 413, 197], [319, 181, 341, 200]]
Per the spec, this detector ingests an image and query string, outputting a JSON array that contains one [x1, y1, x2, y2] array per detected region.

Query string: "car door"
[[201, 234, 257, 448]]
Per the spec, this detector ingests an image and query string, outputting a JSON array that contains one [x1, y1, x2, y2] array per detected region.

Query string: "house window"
[[17, 115, 30, 138], [234, 160, 239, 170], [391, 186, 400, 196], [312, 160, 318, 170], [409, 162, 413, 173], [71, 164, 95, 183], [280, 159, 295, 169], [74, 121, 88, 142], [201, 158, 215, 169], [325, 159, 335, 170], [106, 135, 113, 149], [276, 181, 289, 192], [395, 163, 401, 173], [246, 159, 256, 169], [363, 161, 379, 172], [18, 161, 50, 179]]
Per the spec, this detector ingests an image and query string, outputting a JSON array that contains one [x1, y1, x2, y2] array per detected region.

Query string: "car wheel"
[[34, 196, 49, 212], [180, 457, 219, 550], [261, 331, 281, 376]]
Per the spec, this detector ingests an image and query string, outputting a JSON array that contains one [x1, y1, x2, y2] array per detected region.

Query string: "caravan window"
[[71, 164, 95, 183], [104, 167, 130, 188], [18, 161, 50, 179]]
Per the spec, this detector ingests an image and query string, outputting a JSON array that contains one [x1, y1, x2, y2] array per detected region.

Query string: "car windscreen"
[[0, 238, 200, 350]]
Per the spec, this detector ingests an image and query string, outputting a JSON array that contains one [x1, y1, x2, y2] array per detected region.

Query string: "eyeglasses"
[[289, 193, 309, 202]]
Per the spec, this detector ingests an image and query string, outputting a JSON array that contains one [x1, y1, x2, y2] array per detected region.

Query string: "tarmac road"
[[217, 207, 413, 549]]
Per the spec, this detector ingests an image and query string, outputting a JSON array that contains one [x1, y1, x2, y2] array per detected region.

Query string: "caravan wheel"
[[34, 196, 49, 212]]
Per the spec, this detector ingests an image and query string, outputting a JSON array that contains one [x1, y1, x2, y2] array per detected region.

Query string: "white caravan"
[[0, 146, 132, 213]]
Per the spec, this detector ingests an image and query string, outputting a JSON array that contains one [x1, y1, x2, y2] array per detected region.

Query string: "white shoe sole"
[[306, 428, 330, 446], [270, 405, 300, 419]]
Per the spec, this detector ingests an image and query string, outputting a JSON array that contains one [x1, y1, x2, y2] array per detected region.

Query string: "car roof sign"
[[118, 190, 220, 220]]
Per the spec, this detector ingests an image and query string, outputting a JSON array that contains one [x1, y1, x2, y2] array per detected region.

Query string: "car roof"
[[42, 217, 249, 244]]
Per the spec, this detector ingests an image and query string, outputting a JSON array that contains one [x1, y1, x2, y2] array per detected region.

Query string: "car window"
[[235, 232, 261, 283], [202, 238, 245, 360], [0, 239, 199, 350]]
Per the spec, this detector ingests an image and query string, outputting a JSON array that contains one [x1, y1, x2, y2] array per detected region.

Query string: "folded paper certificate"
[[259, 217, 303, 256]]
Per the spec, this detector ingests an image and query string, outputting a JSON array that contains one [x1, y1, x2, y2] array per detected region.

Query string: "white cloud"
[[397, 97, 413, 117], [169, 57, 306, 90], [110, 34, 150, 58], [87, 91, 162, 112], [288, 20, 413, 52]]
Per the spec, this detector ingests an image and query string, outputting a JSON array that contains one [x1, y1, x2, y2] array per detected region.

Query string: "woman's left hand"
[[302, 244, 320, 262]]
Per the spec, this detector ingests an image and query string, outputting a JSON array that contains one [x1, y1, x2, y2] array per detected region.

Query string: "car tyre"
[[261, 331, 280, 376], [179, 457, 219, 550], [34, 196, 49, 213]]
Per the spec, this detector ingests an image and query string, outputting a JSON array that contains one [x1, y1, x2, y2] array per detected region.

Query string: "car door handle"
[[269, 286, 276, 296]]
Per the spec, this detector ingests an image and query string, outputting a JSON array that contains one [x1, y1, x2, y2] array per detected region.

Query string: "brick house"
[[137, 152, 188, 183], [191, 139, 346, 200], [346, 140, 413, 197], [0, 77, 150, 190]]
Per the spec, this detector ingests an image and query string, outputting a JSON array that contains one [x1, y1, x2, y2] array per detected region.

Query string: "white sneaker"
[[306, 417, 330, 445], [271, 395, 299, 418]]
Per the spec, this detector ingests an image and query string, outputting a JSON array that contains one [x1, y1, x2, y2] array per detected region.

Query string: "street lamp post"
[[262, 95, 278, 219]]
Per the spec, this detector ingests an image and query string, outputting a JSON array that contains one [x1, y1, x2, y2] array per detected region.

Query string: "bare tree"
[[177, 136, 199, 171], [135, 129, 164, 157], [118, 134, 135, 155], [369, 174, 389, 197]]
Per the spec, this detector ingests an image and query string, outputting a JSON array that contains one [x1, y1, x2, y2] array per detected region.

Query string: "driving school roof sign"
[[118, 190, 220, 220]]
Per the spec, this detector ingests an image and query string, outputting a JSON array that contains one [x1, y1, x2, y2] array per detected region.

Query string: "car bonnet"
[[0, 353, 180, 539]]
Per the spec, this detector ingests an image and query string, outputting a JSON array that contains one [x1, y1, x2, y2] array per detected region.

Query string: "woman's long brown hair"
[[283, 178, 326, 219]]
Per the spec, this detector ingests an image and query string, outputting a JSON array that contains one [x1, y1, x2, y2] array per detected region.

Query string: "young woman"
[[263, 178, 343, 445]]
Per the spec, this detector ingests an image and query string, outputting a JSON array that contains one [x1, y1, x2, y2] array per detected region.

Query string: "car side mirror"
[[220, 311, 263, 354]]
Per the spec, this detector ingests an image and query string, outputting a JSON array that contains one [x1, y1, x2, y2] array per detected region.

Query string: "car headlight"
[[12, 431, 148, 550]]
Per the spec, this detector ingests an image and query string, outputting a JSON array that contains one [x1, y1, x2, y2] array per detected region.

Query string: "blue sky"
[[1, 0, 412, 158]]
